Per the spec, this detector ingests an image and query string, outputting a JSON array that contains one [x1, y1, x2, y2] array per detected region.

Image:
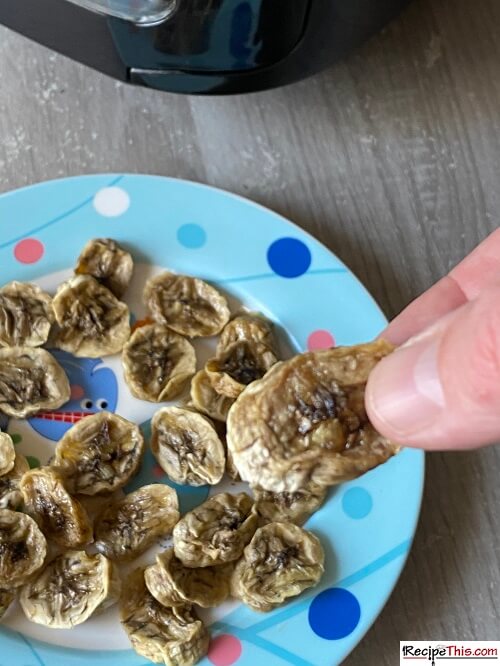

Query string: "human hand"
[[365, 229, 500, 450]]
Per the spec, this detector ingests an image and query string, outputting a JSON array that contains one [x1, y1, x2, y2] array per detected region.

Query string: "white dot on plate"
[[93, 187, 130, 217]]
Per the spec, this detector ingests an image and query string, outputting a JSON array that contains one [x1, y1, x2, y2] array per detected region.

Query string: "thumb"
[[365, 285, 500, 450]]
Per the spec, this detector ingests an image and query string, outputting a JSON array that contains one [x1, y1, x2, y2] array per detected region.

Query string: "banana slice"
[[173, 492, 257, 568], [53, 275, 130, 357], [75, 238, 133, 298], [206, 341, 277, 399], [120, 568, 209, 666], [206, 313, 279, 399], [0, 347, 70, 418], [144, 272, 230, 338], [94, 484, 179, 561], [151, 407, 225, 487], [20, 550, 121, 628], [20, 466, 93, 549], [189, 369, 234, 423], [227, 340, 399, 492], [0, 282, 54, 347], [145, 549, 231, 609], [231, 522, 324, 612], [123, 324, 196, 402], [216, 312, 277, 355], [251, 483, 327, 527], [54, 412, 144, 495], [0, 509, 47, 589]]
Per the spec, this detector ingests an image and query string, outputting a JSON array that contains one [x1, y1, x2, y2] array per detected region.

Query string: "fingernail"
[[366, 335, 445, 437]]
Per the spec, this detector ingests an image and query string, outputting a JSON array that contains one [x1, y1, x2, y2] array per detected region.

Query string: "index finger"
[[382, 228, 500, 345]]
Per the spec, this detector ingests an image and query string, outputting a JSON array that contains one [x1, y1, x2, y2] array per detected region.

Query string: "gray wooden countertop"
[[0, 0, 499, 662]]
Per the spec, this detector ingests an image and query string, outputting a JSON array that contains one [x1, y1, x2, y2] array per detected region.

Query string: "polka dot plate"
[[0, 174, 424, 666]]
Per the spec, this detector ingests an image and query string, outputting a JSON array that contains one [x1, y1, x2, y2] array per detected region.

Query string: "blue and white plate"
[[0, 175, 424, 666]]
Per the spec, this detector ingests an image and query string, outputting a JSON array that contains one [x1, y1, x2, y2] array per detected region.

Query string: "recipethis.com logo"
[[400, 642, 500, 665]]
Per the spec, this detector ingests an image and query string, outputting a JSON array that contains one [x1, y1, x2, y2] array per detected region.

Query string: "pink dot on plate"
[[14, 238, 44, 264], [208, 635, 242, 666], [307, 329, 335, 351], [70, 384, 85, 400]]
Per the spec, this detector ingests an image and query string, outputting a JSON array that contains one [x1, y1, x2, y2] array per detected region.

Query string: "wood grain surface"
[[0, 0, 499, 662]]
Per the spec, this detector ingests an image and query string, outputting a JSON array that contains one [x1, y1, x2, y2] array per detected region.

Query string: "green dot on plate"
[[26, 456, 40, 469], [10, 433, 22, 445]]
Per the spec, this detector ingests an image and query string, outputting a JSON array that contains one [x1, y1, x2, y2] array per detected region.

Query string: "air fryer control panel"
[[109, 0, 311, 73]]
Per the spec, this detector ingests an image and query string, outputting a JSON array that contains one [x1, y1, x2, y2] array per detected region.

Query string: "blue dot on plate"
[[342, 487, 373, 519], [177, 223, 207, 249], [309, 588, 361, 640], [267, 237, 312, 278]]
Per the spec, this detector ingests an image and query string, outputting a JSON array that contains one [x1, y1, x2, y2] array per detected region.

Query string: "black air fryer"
[[0, 0, 410, 94]]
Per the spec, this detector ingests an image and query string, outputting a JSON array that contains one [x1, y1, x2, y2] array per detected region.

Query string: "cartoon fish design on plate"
[[28, 350, 118, 441]]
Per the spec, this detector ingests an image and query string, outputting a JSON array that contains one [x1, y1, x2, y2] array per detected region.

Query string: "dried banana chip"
[[252, 484, 327, 527], [0, 589, 14, 620], [151, 407, 225, 487], [173, 492, 257, 567], [0, 453, 29, 509], [0, 509, 47, 588], [0, 432, 15, 477], [20, 550, 121, 628], [216, 312, 277, 356], [0, 347, 70, 418], [75, 238, 133, 298], [120, 568, 209, 666], [227, 340, 399, 492], [206, 340, 278, 399], [0, 282, 54, 347], [123, 324, 196, 402], [144, 272, 230, 338], [189, 369, 234, 422], [54, 412, 144, 495], [231, 521, 324, 612], [20, 466, 93, 549], [94, 484, 179, 561], [207, 313, 279, 399], [145, 549, 231, 609], [53, 275, 130, 357]]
